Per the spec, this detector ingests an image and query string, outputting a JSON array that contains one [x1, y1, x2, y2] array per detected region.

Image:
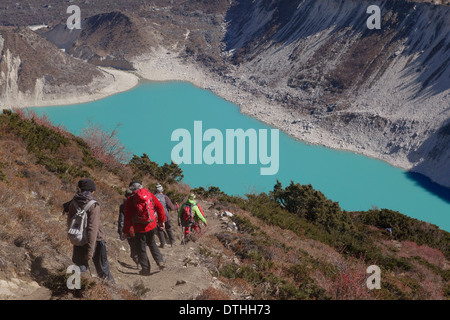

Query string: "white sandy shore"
[[2, 67, 139, 109]]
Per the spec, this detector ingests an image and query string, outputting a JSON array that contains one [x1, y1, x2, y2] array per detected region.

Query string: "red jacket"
[[122, 189, 166, 234]]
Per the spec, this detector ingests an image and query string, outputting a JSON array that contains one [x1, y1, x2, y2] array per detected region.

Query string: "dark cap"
[[129, 180, 142, 187], [78, 178, 96, 192]]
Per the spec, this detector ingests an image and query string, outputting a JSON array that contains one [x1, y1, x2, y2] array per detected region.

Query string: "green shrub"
[[357, 209, 450, 258], [192, 186, 225, 199], [1, 111, 91, 181], [230, 214, 258, 235], [270, 180, 354, 233], [129, 153, 184, 183], [35, 154, 91, 182], [6, 112, 68, 154], [219, 264, 264, 285], [44, 269, 95, 298]]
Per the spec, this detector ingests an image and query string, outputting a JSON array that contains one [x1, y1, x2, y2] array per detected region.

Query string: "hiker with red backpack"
[[178, 193, 207, 243], [122, 181, 167, 276], [66, 179, 115, 283]]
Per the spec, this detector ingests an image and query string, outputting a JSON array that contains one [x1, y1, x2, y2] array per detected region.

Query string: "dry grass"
[[196, 287, 231, 300], [397, 241, 448, 269]]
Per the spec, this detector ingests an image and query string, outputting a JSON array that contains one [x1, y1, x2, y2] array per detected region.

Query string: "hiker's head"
[[129, 181, 143, 192], [156, 183, 163, 193], [129, 180, 142, 187], [188, 193, 196, 201], [78, 178, 96, 193]]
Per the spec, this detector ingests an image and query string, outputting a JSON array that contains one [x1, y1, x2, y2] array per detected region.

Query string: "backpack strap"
[[73, 200, 97, 214], [84, 200, 98, 212]]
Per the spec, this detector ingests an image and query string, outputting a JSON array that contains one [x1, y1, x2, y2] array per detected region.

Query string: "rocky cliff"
[[219, 0, 450, 187], [0, 25, 138, 108]]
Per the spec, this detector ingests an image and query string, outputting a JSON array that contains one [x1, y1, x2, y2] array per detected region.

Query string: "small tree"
[[80, 120, 131, 170]]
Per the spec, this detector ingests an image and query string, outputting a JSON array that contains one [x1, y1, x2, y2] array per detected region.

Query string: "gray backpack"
[[68, 200, 97, 246], [155, 193, 168, 217]]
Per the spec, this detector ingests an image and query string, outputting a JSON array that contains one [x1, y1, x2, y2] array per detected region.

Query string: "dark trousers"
[[157, 219, 176, 246], [135, 228, 164, 272], [127, 237, 139, 264], [72, 240, 115, 283]]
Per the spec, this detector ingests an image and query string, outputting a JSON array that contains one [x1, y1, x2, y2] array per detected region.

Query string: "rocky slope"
[[218, 0, 450, 188], [0, 26, 138, 108], [43, 11, 150, 71], [0, 110, 448, 300], [0, 0, 449, 188]]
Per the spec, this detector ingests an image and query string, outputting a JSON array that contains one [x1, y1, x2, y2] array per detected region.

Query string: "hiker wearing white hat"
[[154, 183, 177, 248]]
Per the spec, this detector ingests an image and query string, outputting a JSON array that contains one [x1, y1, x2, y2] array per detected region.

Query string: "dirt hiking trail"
[[106, 199, 232, 300]]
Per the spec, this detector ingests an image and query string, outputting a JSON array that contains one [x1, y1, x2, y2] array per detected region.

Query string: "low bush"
[[356, 209, 450, 258], [129, 153, 184, 183], [0, 163, 6, 182]]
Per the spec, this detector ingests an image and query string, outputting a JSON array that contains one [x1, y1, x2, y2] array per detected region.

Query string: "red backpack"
[[181, 202, 204, 227], [131, 189, 156, 225], [181, 202, 194, 227]]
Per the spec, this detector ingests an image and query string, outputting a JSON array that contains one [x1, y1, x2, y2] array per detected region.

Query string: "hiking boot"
[[158, 262, 166, 270], [159, 243, 165, 249], [181, 236, 190, 245], [139, 269, 151, 276]]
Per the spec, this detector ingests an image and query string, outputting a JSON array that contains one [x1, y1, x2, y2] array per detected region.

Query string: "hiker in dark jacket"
[[118, 188, 139, 268], [67, 179, 115, 283], [154, 183, 177, 248], [122, 181, 166, 276]]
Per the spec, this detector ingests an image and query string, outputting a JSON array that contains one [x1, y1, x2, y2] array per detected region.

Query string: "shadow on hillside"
[[118, 260, 139, 270], [404, 172, 450, 206], [223, 0, 450, 97], [31, 256, 50, 282], [405, 119, 450, 205], [117, 260, 160, 276]]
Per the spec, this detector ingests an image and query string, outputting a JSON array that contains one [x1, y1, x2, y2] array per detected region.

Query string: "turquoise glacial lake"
[[32, 82, 450, 231]]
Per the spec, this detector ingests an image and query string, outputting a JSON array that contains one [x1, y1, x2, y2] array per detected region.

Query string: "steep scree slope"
[[221, 0, 450, 187]]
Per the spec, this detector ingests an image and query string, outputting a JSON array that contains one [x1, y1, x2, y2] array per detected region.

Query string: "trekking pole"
[[181, 225, 186, 246], [178, 219, 185, 245], [86, 261, 94, 279]]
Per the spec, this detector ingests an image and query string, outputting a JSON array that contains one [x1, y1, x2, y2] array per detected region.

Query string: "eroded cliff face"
[[220, 0, 449, 187], [0, 26, 119, 108]]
